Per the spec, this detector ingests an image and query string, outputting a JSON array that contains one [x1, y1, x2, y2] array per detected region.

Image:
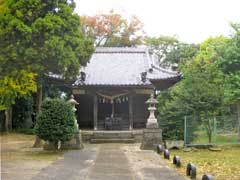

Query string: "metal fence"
[[184, 114, 240, 146]]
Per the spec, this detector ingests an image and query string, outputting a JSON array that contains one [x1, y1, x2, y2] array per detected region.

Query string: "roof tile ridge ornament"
[[146, 50, 180, 76]]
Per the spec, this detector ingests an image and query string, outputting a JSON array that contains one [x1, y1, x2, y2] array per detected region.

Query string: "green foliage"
[[158, 37, 227, 140], [157, 90, 185, 140], [145, 36, 179, 66], [0, 0, 94, 106], [0, 70, 36, 110], [218, 24, 240, 104], [179, 56, 225, 115], [35, 99, 77, 144], [0, 0, 93, 132], [165, 43, 199, 64], [146, 36, 200, 67]]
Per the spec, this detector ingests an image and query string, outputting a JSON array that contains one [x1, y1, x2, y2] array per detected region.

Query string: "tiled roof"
[[73, 47, 180, 87]]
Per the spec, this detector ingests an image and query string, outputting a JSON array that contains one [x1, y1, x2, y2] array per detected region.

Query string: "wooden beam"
[[93, 94, 98, 130], [134, 89, 154, 95], [129, 94, 133, 130], [72, 89, 86, 95]]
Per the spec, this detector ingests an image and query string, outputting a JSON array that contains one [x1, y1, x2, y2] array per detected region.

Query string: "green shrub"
[[35, 98, 77, 146]]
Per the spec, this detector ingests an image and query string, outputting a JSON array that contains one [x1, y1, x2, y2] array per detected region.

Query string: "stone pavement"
[[32, 144, 186, 180]]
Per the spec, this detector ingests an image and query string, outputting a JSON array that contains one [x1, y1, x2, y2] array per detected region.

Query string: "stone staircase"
[[90, 130, 135, 143]]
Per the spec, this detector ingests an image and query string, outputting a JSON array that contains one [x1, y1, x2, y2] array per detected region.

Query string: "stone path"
[[32, 144, 186, 180], [122, 144, 186, 180]]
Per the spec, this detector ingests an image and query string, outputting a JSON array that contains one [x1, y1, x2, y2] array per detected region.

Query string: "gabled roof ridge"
[[95, 47, 147, 53], [151, 64, 180, 75], [144, 48, 153, 70]]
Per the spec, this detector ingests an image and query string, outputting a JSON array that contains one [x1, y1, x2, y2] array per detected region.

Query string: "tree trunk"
[[208, 132, 212, 144], [5, 106, 12, 132], [206, 119, 213, 144], [33, 84, 43, 148], [207, 127, 212, 144], [36, 83, 42, 114], [237, 103, 240, 142]]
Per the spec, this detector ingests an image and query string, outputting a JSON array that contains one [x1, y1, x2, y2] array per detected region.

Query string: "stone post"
[[140, 94, 162, 150]]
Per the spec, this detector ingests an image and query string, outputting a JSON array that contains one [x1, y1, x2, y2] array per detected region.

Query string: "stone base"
[[43, 131, 84, 150], [146, 122, 159, 129], [61, 131, 84, 150], [146, 118, 159, 129], [140, 128, 162, 150], [43, 142, 57, 151]]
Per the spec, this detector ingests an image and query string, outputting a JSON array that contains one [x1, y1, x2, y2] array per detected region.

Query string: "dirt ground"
[[1, 133, 63, 180]]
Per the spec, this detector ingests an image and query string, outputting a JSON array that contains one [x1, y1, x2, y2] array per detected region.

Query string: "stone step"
[[90, 138, 135, 143], [92, 135, 133, 139], [92, 131, 133, 139]]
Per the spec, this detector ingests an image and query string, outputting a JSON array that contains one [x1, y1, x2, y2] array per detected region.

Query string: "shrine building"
[[72, 47, 180, 131]]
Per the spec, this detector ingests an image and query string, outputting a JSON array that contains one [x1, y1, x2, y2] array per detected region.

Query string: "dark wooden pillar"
[[129, 94, 133, 130], [111, 101, 115, 117], [94, 94, 98, 130]]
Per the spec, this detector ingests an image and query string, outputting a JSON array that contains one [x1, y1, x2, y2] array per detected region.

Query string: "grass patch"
[[1, 132, 64, 162], [163, 146, 240, 180], [2, 151, 63, 162]]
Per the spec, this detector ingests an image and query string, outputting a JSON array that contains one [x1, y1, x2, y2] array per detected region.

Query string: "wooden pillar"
[[94, 94, 98, 130], [111, 100, 115, 117], [129, 94, 133, 130]]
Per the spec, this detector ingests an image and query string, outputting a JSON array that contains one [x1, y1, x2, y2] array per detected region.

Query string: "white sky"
[[75, 0, 240, 44]]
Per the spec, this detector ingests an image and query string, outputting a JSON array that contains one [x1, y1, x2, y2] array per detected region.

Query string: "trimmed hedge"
[[35, 98, 77, 144]]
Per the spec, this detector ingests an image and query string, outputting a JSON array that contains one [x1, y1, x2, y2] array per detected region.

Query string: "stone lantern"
[[146, 94, 158, 129], [140, 94, 162, 150], [61, 95, 83, 150], [68, 94, 79, 130]]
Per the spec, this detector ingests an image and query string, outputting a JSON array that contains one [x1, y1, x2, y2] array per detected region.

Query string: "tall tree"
[[80, 11, 145, 47], [0, 0, 37, 132], [158, 37, 226, 143], [165, 43, 199, 64], [218, 24, 240, 140], [0, 0, 93, 143]]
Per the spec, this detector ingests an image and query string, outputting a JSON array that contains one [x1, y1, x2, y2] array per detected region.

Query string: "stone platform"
[[140, 128, 162, 150], [81, 130, 144, 143]]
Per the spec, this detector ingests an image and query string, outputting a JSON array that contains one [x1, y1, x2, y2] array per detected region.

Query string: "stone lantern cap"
[[68, 95, 79, 105], [146, 94, 158, 105]]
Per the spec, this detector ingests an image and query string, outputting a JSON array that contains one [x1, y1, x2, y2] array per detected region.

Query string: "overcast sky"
[[75, 0, 240, 44]]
